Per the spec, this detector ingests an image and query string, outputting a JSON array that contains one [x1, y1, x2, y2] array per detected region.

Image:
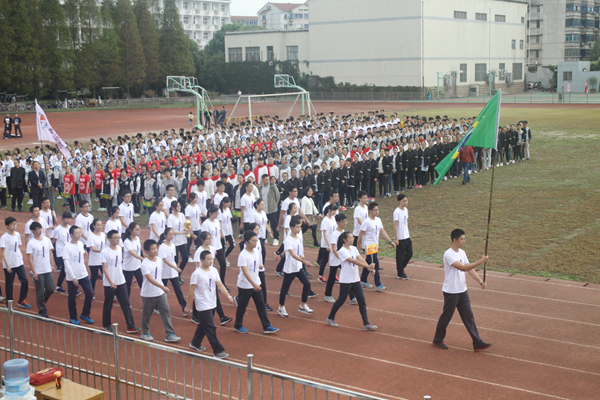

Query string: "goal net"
[[227, 92, 316, 127]]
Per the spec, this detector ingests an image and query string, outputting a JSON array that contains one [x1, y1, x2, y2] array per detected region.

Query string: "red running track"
[[0, 207, 599, 400]]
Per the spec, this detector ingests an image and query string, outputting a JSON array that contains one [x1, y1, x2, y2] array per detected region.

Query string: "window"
[[454, 11, 467, 19], [193, 32, 197, 39], [520, 40, 524, 50], [521, 17, 525, 23], [304, 24, 309, 29], [203, 32, 208, 40], [495, 14, 506, 22], [183, 16, 189, 24], [565, 49, 580, 57], [284, 14, 288, 19], [511, 39, 516, 49], [228, 47, 242, 62], [566, 3, 576, 11], [245, 47, 260, 61], [203, 3, 207, 10], [267, 46, 274, 61], [203, 17, 208, 25], [305, 13, 309, 18], [563, 71, 572, 81], [221, 4, 226, 12], [459, 64, 467, 83], [535, 20, 540, 28], [183, 2, 188, 9], [581, 49, 591, 58], [536, 36, 540, 43], [565, 19, 581, 26], [534, 50, 539, 58], [583, 19, 595, 27], [499, 63, 505, 70], [512, 63, 523, 80], [476, 13, 487, 21], [566, 33, 581, 42], [286, 45, 298, 61], [475, 63, 486, 82]]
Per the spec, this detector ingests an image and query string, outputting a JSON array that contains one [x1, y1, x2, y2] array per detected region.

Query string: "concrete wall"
[[525, 65, 555, 88], [225, 30, 309, 69], [557, 61, 600, 92]]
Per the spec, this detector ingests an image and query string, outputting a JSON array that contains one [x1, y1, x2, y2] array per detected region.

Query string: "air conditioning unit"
[[450, 71, 458, 79]]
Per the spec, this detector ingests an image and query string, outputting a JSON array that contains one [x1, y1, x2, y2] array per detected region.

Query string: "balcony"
[[529, 27, 541, 35]]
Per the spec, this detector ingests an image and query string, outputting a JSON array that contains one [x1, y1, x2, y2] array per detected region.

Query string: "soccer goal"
[[226, 74, 317, 127]]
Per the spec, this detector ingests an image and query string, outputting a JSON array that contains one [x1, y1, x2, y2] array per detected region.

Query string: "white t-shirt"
[[190, 266, 220, 312], [123, 237, 142, 271], [185, 204, 202, 231], [104, 218, 122, 237], [253, 211, 268, 239], [101, 246, 126, 286], [24, 218, 48, 242], [281, 197, 299, 213], [119, 202, 134, 227], [320, 216, 337, 248], [63, 242, 88, 281], [167, 213, 187, 246], [193, 245, 216, 267], [213, 192, 228, 207], [283, 235, 303, 274], [140, 258, 165, 298], [236, 248, 262, 289], [201, 219, 222, 250], [26, 237, 54, 274], [338, 246, 361, 284], [87, 232, 106, 266], [159, 243, 178, 279], [52, 225, 71, 257], [196, 191, 208, 215], [353, 205, 368, 237], [240, 193, 256, 222], [329, 229, 343, 266], [75, 213, 94, 246], [161, 196, 177, 213], [149, 211, 167, 241], [39, 209, 56, 228], [0, 232, 23, 269], [442, 248, 469, 294], [393, 207, 409, 240], [359, 217, 383, 250], [322, 202, 339, 216], [218, 209, 233, 236]]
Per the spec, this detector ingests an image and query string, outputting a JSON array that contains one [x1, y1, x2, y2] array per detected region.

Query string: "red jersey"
[[78, 174, 91, 194], [64, 174, 76, 195], [94, 170, 103, 190]]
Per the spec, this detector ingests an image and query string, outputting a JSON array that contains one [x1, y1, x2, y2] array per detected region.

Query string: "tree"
[[189, 38, 207, 86], [589, 36, 600, 63], [96, 0, 121, 88], [158, 0, 194, 78], [204, 53, 225, 92], [114, 0, 146, 96], [77, 0, 102, 96], [134, 0, 160, 93], [0, 0, 14, 89], [6, 0, 37, 94], [204, 23, 263, 57]]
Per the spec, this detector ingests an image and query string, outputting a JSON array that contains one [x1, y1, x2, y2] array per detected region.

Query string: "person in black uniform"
[[13, 115, 22, 138], [427, 140, 438, 185], [368, 152, 378, 199], [382, 148, 394, 197], [10, 161, 26, 211], [404, 143, 417, 190], [3, 114, 12, 139], [314, 165, 324, 213], [361, 153, 370, 199]]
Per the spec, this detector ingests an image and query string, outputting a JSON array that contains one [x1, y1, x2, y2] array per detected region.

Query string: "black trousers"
[[162, 277, 187, 311], [193, 294, 225, 320], [267, 212, 279, 240], [187, 230, 201, 253], [31, 187, 44, 208], [191, 308, 225, 354], [378, 173, 386, 196], [14, 124, 22, 137], [279, 269, 311, 305], [347, 185, 356, 205], [132, 194, 141, 214], [215, 248, 227, 285], [362, 179, 370, 197], [393, 172, 400, 191], [317, 247, 329, 276], [428, 167, 436, 184], [302, 223, 318, 246], [223, 235, 235, 258], [328, 281, 369, 325], [89, 265, 102, 294], [67, 277, 94, 320], [102, 284, 136, 329], [324, 265, 339, 297], [123, 269, 143, 298], [4, 265, 28, 302], [258, 270, 267, 304], [175, 244, 189, 273], [406, 169, 415, 188], [433, 290, 485, 349], [234, 287, 270, 330], [396, 238, 413, 277], [55, 257, 66, 287], [361, 253, 381, 287], [11, 187, 23, 210]]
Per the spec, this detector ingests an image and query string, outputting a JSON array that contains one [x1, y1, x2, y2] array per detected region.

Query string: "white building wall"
[[175, 0, 231, 49], [257, 3, 309, 30], [225, 30, 309, 66]]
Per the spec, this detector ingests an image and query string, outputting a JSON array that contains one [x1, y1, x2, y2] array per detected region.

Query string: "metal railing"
[[0, 301, 387, 400]]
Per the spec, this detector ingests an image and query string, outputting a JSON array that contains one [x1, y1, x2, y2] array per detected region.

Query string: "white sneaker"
[[226, 260, 231, 267], [277, 306, 288, 317], [323, 296, 336, 303], [443, 176, 447, 181], [272, 239, 279, 246], [133, 213, 140, 217], [27, 199, 33, 204], [153, 309, 160, 315], [298, 304, 313, 314]]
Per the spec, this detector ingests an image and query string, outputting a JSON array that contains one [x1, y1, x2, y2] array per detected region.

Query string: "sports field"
[[0, 101, 598, 399]]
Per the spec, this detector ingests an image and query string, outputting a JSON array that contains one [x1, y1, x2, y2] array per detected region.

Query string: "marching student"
[[53, 211, 74, 294], [63, 226, 94, 325], [122, 222, 144, 297], [317, 204, 338, 284], [274, 201, 299, 276], [323, 213, 347, 303], [352, 191, 369, 247], [252, 198, 273, 264], [39, 197, 57, 231], [140, 239, 181, 343], [118, 191, 135, 229], [326, 231, 378, 330], [432, 229, 492, 352], [0, 217, 30, 308], [192, 232, 232, 326], [356, 202, 396, 291], [26, 222, 56, 318], [87, 219, 106, 295], [105, 206, 123, 238], [185, 250, 233, 359], [393, 194, 412, 280], [233, 230, 279, 334], [149, 200, 167, 241], [242, 223, 272, 311], [201, 205, 227, 287], [239, 181, 256, 235], [278, 216, 317, 317], [75, 200, 94, 252], [101, 230, 140, 333], [185, 192, 202, 251], [167, 200, 189, 282], [158, 228, 188, 316], [24, 205, 48, 242], [218, 197, 234, 261]]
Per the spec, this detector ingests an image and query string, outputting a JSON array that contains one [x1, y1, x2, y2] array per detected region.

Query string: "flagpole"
[[482, 158, 496, 284], [35, 100, 55, 220]]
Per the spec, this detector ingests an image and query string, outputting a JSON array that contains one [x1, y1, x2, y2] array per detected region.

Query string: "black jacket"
[[10, 167, 26, 189], [28, 169, 46, 190]]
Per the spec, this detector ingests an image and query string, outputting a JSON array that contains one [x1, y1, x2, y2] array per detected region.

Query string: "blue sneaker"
[[234, 326, 248, 334], [276, 271, 284, 277], [141, 333, 154, 342], [70, 319, 80, 325], [165, 334, 181, 343], [263, 325, 279, 334], [80, 315, 94, 324], [17, 301, 32, 309], [375, 284, 387, 292]]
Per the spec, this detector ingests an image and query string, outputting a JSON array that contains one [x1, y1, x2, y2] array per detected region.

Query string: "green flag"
[[434, 90, 501, 186]]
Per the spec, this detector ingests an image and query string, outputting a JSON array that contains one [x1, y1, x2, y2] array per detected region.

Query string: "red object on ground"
[[30, 367, 64, 386]]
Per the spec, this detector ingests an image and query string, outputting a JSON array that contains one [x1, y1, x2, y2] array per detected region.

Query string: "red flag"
[[585, 80, 589, 95]]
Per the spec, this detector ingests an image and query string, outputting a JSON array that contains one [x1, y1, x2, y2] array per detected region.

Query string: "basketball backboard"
[[274, 74, 297, 88]]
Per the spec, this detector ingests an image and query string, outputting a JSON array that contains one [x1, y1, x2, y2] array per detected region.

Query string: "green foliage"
[[134, 0, 160, 90], [6, 0, 36, 94], [204, 53, 226, 92], [591, 61, 599, 72], [189, 38, 207, 84], [204, 23, 264, 57], [158, 0, 195, 79], [588, 35, 600, 62], [0, 0, 14, 89], [548, 64, 558, 89], [114, 0, 146, 96], [96, 0, 121, 88]]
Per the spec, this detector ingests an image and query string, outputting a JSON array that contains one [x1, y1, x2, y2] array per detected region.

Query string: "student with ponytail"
[[158, 228, 188, 316], [201, 205, 227, 289], [167, 200, 189, 284], [87, 218, 106, 295], [218, 197, 234, 261], [122, 222, 144, 297]]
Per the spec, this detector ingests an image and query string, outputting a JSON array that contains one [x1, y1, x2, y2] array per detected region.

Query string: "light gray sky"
[[230, 0, 268, 16]]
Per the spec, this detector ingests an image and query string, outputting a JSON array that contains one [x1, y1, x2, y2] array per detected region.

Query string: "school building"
[[224, 0, 529, 96]]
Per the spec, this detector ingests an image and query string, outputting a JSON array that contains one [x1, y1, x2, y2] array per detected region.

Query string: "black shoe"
[[102, 326, 113, 332], [265, 303, 273, 311], [191, 317, 200, 324], [56, 287, 67, 294], [399, 273, 409, 280], [433, 341, 448, 349], [220, 316, 232, 326], [307, 291, 318, 298], [474, 343, 493, 352]]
